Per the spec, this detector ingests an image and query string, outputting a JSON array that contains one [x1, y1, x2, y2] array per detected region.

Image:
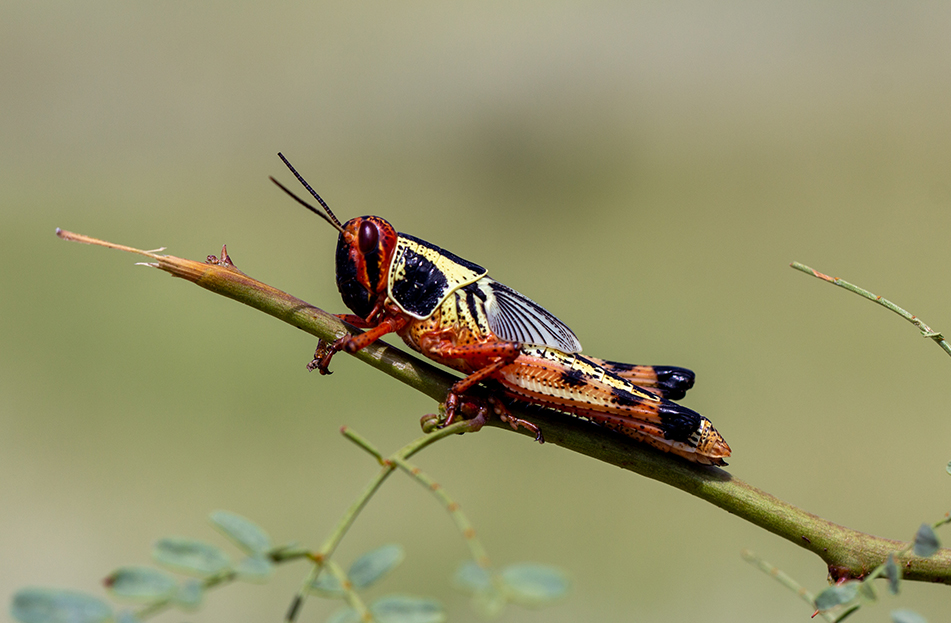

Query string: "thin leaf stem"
[[325, 559, 370, 621], [790, 262, 950, 357], [390, 454, 492, 569], [341, 427, 386, 462], [741, 550, 835, 622], [322, 419, 478, 562]]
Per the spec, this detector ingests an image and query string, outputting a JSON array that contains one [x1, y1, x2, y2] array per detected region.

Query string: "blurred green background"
[[3, 2, 950, 622]]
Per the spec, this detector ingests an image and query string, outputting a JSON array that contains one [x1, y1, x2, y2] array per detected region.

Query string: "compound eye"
[[358, 221, 379, 255]]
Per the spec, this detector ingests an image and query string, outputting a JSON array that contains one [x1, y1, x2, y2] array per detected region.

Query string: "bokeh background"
[[3, 2, 950, 622]]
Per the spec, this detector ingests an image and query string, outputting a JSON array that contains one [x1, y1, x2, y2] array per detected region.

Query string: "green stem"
[[59, 231, 951, 586], [791, 262, 951, 358]]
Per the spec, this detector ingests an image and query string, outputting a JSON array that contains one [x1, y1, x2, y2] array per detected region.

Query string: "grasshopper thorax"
[[335, 216, 398, 319]]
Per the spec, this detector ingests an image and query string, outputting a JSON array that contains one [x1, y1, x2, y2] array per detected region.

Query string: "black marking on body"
[[610, 387, 643, 407], [560, 368, 588, 388], [463, 283, 486, 324], [363, 246, 382, 294], [336, 237, 374, 318], [653, 366, 696, 400], [656, 402, 702, 442], [391, 249, 450, 317], [603, 360, 636, 372], [575, 355, 600, 369]]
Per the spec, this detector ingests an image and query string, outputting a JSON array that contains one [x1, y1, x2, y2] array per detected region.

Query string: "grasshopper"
[[272, 154, 730, 466]]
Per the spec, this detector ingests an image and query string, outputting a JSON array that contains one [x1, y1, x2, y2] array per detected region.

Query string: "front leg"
[[307, 313, 409, 374], [307, 338, 338, 374]]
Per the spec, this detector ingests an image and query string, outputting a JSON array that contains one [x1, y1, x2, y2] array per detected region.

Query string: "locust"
[[271, 153, 731, 466]]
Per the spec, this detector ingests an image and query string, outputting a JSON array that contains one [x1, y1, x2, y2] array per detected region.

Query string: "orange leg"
[[335, 313, 375, 328], [308, 314, 409, 374], [489, 396, 544, 443], [419, 339, 535, 434], [439, 392, 542, 443]]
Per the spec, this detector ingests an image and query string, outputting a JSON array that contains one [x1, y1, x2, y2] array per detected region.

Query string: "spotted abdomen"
[[495, 347, 731, 465]]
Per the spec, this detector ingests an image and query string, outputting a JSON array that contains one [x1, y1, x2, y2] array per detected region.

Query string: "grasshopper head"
[[335, 216, 398, 319], [271, 153, 398, 320]]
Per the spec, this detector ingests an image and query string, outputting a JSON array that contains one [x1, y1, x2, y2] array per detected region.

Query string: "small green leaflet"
[[452, 561, 568, 614], [105, 566, 177, 601], [453, 562, 492, 593], [814, 581, 859, 611], [500, 564, 570, 606], [11, 588, 113, 623], [311, 544, 404, 595], [913, 524, 940, 558], [209, 511, 272, 556], [310, 569, 345, 597], [153, 537, 230, 576], [885, 552, 901, 594], [370, 595, 445, 623], [235, 555, 274, 582], [326, 595, 445, 623], [891, 609, 928, 623], [452, 562, 503, 618], [349, 544, 405, 589], [174, 579, 204, 610], [856, 579, 877, 602]]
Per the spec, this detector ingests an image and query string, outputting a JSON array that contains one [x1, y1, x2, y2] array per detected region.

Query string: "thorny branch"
[[56, 229, 951, 586]]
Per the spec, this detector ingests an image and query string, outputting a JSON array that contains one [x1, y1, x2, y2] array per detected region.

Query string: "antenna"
[[271, 152, 346, 235]]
